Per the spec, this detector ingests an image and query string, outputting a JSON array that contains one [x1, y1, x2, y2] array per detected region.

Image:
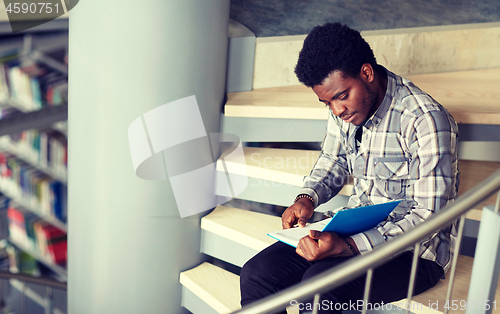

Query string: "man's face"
[[312, 70, 378, 126]]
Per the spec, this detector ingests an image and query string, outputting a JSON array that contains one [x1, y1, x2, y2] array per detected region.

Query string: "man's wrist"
[[342, 237, 358, 256], [294, 194, 315, 208]]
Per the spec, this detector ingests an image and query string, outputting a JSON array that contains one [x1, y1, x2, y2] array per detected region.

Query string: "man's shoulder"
[[389, 71, 448, 119]]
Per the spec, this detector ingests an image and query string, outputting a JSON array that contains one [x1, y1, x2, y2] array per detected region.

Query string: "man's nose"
[[329, 103, 346, 116]]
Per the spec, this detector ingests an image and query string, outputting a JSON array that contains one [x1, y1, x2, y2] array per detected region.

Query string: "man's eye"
[[339, 93, 348, 100]]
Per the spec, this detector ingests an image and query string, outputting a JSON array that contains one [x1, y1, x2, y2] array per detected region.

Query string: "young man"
[[240, 23, 459, 314]]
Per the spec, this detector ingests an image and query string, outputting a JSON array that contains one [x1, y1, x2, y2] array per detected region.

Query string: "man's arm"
[[299, 113, 350, 208], [281, 113, 350, 229]]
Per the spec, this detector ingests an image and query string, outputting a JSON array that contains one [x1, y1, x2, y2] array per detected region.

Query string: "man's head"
[[295, 23, 385, 126], [295, 22, 377, 87]]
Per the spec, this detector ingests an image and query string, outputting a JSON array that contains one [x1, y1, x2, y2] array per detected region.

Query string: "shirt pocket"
[[373, 157, 410, 198]]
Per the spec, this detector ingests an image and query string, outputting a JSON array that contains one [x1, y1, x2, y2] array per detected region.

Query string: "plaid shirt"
[[300, 69, 459, 272]]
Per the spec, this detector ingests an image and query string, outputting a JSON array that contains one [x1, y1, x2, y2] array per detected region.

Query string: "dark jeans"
[[240, 242, 443, 314]]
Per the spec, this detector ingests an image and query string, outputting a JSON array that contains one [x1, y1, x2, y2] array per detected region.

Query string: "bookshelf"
[[0, 135, 67, 183], [0, 21, 69, 289]]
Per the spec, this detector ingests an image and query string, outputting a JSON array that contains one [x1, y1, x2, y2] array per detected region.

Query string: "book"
[[268, 200, 402, 247]]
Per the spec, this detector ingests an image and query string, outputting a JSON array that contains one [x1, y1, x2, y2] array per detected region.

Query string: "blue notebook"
[[268, 200, 402, 248]]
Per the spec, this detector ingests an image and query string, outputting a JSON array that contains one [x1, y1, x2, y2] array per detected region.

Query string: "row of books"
[[0, 54, 68, 111], [1, 128, 68, 176], [7, 206, 67, 266], [0, 152, 67, 223]]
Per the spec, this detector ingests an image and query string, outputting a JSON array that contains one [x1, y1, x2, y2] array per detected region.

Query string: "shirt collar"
[[363, 67, 395, 128]]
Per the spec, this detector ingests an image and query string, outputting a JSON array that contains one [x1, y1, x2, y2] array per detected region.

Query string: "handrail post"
[[311, 293, 321, 314], [361, 268, 373, 314], [444, 214, 466, 314], [405, 242, 421, 314], [465, 199, 500, 314]]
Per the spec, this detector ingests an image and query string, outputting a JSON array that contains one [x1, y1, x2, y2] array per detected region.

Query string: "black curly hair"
[[295, 22, 377, 87]]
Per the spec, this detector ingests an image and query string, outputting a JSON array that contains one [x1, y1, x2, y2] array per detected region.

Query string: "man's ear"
[[359, 63, 375, 83]]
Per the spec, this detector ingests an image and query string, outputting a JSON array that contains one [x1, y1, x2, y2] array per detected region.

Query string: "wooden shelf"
[[226, 68, 500, 125]]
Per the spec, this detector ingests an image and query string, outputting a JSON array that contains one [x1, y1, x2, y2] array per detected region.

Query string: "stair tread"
[[180, 262, 241, 314], [226, 68, 500, 125], [202, 205, 281, 252], [413, 255, 500, 314], [217, 146, 353, 196]]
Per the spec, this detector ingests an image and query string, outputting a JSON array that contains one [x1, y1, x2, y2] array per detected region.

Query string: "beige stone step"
[[227, 68, 500, 125], [180, 262, 241, 314], [458, 160, 500, 213], [218, 146, 353, 196], [413, 255, 500, 314], [251, 23, 500, 89], [201, 205, 281, 252], [180, 262, 297, 314]]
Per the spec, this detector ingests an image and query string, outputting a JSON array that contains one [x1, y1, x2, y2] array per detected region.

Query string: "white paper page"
[[267, 218, 332, 247]]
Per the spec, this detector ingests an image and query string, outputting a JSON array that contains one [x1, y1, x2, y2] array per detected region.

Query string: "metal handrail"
[[0, 270, 67, 290], [233, 168, 500, 314]]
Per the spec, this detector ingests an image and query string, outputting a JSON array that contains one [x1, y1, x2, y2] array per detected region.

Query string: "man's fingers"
[[298, 236, 320, 261], [309, 230, 319, 238], [297, 208, 311, 227], [297, 218, 307, 227], [282, 213, 295, 229]]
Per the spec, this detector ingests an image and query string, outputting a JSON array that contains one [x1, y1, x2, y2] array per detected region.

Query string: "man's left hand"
[[296, 231, 356, 261]]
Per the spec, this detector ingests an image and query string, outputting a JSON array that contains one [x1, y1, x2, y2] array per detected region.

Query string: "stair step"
[[200, 205, 281, 266], [217, 146, 352, 207], [226, 68, 500, 125], [412, 255, 500, 314], [202, 205, 281, 252], [181, 262, 303, 314], [251, 24, 500, 89], [180, 262, 241, 314]]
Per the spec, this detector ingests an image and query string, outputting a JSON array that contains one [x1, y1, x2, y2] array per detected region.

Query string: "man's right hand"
[[281, 197, 314, 229]]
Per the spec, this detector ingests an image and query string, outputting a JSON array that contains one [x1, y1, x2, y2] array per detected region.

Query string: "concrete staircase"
[[179, 21, 500, 314]]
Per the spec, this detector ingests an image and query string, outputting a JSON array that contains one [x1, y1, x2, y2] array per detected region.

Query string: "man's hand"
[[296, 231, 358, 261], [282, 198, 314, 229]]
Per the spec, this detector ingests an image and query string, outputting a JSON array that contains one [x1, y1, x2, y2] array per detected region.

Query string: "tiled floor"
[[230, 0, 500, 37]]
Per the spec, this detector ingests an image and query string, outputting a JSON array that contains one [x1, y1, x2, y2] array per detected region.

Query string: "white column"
[[68, 1, 230, 313]]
